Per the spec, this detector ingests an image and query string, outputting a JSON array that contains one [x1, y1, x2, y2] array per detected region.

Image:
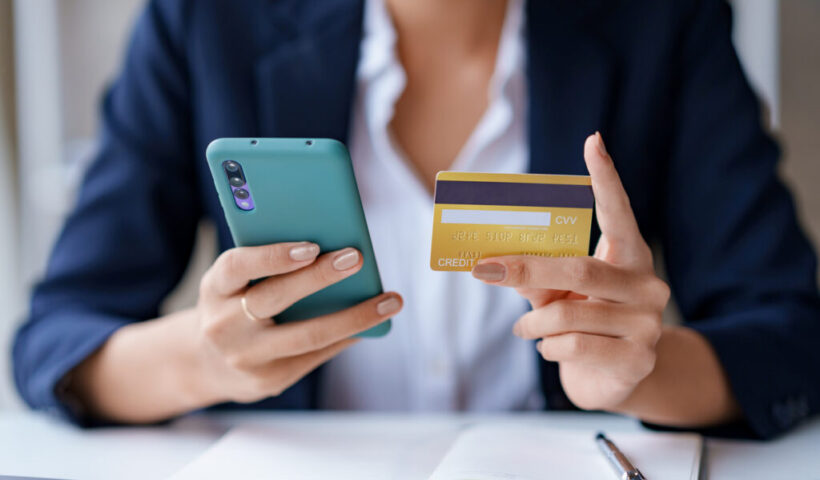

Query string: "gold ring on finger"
[[240, 294, 268, 324]]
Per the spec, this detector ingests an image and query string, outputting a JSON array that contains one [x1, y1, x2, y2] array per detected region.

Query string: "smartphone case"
[[206, 138, 390, 337]]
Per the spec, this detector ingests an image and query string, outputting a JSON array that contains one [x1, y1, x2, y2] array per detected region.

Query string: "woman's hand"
[[70, 242, 401, 423], [472, 133, 670, 411], [194, 243, 402, 404]]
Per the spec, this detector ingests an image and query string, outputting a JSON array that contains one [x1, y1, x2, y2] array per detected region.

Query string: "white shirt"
[[320, 0, 543, 411]]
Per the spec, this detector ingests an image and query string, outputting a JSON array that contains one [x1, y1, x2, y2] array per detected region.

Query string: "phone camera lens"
[[224, 161, 240, 173], [234, 188, 250, 200], [250, 140, 258, 146], [229, 176, 245, 187], [305, 140, 313, 146]]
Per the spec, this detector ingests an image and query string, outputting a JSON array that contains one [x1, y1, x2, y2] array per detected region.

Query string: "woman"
[[14, 0, 820, 439]]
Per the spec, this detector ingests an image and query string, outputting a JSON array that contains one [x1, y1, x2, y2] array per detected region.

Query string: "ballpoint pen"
[[595, 432, 647, 480]]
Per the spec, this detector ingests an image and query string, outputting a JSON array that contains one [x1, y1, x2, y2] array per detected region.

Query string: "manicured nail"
[[512, 322, 523, 337], [289, 243, 320, 261], [535, 340, 543, 352], [332, 248, 360, 271], [595, 131, 608, 157], [472, 263, 506, 282], [376, 295, 402, 316]]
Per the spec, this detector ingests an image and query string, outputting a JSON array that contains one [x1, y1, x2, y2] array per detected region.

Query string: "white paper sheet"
[[171, 419, 701, 480], [429, 424, 702, 480], [170, 418, 462, 480]]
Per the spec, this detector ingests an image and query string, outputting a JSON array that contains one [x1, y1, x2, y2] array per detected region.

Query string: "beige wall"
[[0, 0, 22, 407], [780, 0, 820, 276], [59, 0, 144, 139]]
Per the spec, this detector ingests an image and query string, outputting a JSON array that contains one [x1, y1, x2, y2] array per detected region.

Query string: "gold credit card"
[[430, 172, 594, 271]]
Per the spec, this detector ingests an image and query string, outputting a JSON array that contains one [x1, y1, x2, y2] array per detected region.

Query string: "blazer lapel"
[[526, 0, 616, 176], [255, 0, 364, 142], [249, 0, 364, 409]]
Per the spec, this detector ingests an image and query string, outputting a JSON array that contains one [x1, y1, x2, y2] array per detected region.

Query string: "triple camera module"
[[223, 160, 255, 211]]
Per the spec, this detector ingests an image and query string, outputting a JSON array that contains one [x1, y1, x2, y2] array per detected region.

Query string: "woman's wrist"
[[610, 325, 741, 428], [160, 307, 229, 411], [69, 308, 222, 423]]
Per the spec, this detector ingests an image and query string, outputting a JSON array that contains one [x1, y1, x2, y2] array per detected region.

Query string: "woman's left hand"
[[472, 132, 671, 411]]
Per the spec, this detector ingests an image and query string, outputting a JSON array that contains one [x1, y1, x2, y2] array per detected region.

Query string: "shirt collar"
[[357, 0, 398, 82]]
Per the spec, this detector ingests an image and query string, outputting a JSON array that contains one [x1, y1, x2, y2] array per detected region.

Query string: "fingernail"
[[596, 131, 608, 157], [289, 243, 320, 261], [535, 340, 543, 351], [472, 263, 506, 282], [332, 248, 360, 271], [376, 295, 401, 316]]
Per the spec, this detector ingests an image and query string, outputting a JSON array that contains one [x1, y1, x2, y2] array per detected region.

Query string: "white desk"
[[1, 410, 818, 479]]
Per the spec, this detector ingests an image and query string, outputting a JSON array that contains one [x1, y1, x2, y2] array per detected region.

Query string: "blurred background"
[[0, 0, 818, 409]]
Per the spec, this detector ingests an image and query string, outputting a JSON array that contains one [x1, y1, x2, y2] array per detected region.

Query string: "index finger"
[[584, 133, 644, 259], [472, 255, 648, 303]]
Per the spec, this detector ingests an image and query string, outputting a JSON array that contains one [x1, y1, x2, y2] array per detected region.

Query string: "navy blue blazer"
[[13, 0, 820, 439]]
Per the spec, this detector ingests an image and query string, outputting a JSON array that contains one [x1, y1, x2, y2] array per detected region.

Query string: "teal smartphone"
[[205, 137, 390, 337]]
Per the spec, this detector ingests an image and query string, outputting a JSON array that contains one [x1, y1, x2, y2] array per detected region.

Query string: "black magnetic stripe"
[[434, 181, 594, 208]]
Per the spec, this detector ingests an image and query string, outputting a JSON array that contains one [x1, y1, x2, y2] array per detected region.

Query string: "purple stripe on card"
[[434, 181, 594, 208]]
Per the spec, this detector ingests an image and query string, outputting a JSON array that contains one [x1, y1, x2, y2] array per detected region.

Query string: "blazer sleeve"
[[12, 0, 200, 424], [660, 0, 820, 439]]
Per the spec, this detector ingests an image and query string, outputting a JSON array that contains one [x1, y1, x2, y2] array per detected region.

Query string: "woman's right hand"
[[193, 242, 402, 405], [67, 241, 400, 423]]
